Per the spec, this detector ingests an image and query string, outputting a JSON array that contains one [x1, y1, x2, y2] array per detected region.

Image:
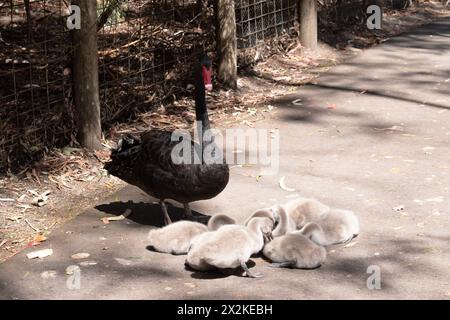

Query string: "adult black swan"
[[104, 55, 229, 225]]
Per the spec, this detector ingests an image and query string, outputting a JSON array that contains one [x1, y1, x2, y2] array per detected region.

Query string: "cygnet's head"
[[244, 208, 275, 226], [248, 217, 274, 243], [268, 204, 282, 222]]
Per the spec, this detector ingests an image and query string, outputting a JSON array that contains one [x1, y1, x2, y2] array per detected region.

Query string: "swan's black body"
[[104, 55, 229, 224]]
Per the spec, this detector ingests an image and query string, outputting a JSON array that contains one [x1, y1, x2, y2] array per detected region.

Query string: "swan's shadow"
[[186, 260, 257, 279], [95, 200, 211, 227]]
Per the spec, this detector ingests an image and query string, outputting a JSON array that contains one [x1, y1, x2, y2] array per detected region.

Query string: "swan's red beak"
[[202, 66, 213, 91]]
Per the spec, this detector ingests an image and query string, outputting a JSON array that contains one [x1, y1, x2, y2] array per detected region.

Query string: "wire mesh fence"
[[96, 0, 214, 125], [0, 0, 215, 172], [235, 0, 297, 49], [0, 0, 73, 171]]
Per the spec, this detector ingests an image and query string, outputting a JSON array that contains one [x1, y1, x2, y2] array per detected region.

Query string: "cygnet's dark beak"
[[263, 232, 273, 243]]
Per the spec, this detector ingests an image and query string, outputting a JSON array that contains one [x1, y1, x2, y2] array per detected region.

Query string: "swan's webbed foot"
[[240, 261, 263, 278], [160, 200, 172, 225]]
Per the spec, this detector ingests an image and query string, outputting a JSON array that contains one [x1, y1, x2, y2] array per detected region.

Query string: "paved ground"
[[1, 18, 450, 300]]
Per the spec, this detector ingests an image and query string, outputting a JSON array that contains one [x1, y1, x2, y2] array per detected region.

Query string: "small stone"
[[40, 270, 57, 279]]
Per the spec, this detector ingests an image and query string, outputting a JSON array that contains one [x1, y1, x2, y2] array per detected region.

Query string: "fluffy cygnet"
[[243, 208, 275, 226], [299, 209, 360, 246], [208, 214, 236, 231], [272, 198, 330, 237], [147, 214, 236, 255], [263, 230, 326, 269], [148, 220, 208, 255], [185, 217, 274, 277]]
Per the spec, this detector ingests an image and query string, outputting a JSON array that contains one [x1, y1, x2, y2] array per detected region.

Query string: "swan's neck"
[[194, 65, 213, 164], [247, 220, 265, 248], [300, 222, 321, 239], [273, 206, 289, 236], [194, 67, 210, 133]]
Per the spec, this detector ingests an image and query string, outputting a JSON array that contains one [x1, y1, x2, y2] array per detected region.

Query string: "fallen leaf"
[[71, 252, 90, 260], [32, 190, 51, 207], [291, 99, 303, 106], [184, 282, 196, 288], [242, 120, 255, 128], [40, 270, 57, 279], [327, 103, 337, 109], [66, 265, 80, 275], [114, 257, 133, 266], [101, 209, 132, 223], [27, 248, 53, 259], [27, 234, 47, 247], [7, 216, 23, 222], [279, 176, 296, 192], [374, 126, 403, 132], [390, 167, 401, 174], [425, 196, 444, 203], [343, 241, 358, 248]]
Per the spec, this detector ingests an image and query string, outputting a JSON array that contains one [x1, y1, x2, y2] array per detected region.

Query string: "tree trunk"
[[299, 0, 317, 50], [24, 0, 32, 43], [216, 0, 237, 89], [72, 0, 102, 150]]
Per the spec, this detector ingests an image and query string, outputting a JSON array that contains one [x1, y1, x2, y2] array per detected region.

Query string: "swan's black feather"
[[105, 129, 229, 203]]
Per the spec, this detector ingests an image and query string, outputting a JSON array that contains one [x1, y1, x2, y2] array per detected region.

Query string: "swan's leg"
[[240, 261, 263, 278], [160, 200, 172, 225], [268, 262, 295, 268], [183, 203, 193, 218]]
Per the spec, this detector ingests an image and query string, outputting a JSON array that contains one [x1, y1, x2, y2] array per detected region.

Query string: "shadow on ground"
[[95, 201, 211, 227]]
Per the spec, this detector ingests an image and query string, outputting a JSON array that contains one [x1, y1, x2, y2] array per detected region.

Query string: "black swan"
[[105, 55, 229, 225]]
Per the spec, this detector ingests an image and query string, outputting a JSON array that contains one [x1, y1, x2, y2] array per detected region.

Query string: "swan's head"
[[260, 218, 274, 243], [268, 204, 282, 222], [199, 55, 213, 91], [244, 208, 276, 227], [248, 217, 274, 243]]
